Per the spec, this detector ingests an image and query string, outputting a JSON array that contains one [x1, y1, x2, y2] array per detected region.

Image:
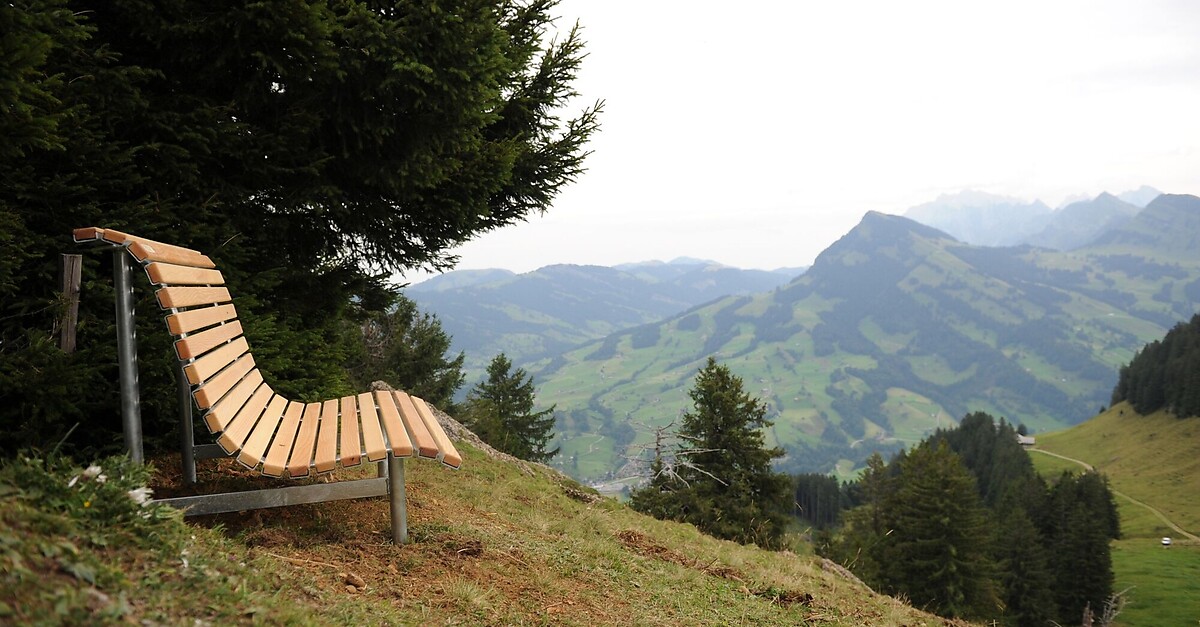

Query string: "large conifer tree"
[[631, 357, 790, 547], [0, 0, 599, 455], [464, 353, 557, 463], [882, 440, 997, 619]]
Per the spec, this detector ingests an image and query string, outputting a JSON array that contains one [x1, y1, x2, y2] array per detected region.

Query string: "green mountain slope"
[[1030, 404, 1200, 627], [535, 196, 1200, 481], [406, 261, 802, 383]]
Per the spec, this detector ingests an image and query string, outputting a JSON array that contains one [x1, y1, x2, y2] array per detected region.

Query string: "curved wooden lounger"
[[73, 226, 461, 478], [74, 225, 459, 542]]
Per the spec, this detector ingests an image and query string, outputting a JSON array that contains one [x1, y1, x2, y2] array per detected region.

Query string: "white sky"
[[401, 0, 1200, 283]]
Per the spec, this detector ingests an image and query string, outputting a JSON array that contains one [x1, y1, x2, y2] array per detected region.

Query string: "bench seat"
[[74, 226, 461, 478]]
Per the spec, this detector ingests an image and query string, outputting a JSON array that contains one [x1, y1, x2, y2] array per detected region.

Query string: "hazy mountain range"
[[904, 186, 1160, 249], [526, 193, 1200, 480], [407, 259, 805, 381]]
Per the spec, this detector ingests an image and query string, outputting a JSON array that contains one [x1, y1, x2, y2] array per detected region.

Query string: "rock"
[[344, 572, 366, 589]]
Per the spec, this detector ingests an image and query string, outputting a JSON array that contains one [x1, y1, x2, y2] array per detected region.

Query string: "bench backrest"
[[74, 227, 461, 477]]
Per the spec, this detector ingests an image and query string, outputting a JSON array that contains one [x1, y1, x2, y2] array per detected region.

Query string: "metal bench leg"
[[176, 360, 197, 484], [113, 249, 143, 464], [387, 453, 409, 544]]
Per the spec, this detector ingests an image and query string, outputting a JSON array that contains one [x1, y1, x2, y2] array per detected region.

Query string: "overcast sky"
[[401, 0, 1200, 284]]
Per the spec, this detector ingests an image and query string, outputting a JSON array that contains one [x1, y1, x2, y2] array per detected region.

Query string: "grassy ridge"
[[1030, 404, 1200, 626], [1, 444, 959, 626]]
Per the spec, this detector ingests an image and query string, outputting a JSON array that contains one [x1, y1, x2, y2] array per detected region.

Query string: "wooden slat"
[[216, 383, 273, 454], [157, 286, 231, 309], [231, 393, 285, 461], [184, 336, 249, 385], [175, 320, 243, 360], [375, 391, 414, 458], [146, 262, 224, 286], [412, 396, 462, 469], [394, 391, 439, 459], [194, 355, 256, 410], [338, 396, 361, 467], [202, 367, 262, 432], [166, 303, 237, 335], [357, 392, 388, 462], [286, 403, 322, 478], [314, 399, 339, 473], [262, 401, 305, 477], [128, 241, 215, 268], [73, 227, 208, 261], [80, 227, 205, 256]]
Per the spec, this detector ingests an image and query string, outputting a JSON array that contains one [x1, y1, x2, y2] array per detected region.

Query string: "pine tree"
[[464, 354, 557, 463], [349, 294, 465, 412], [632, 357, 790, 547], [882, 440, 997, 619], [1, 1, 599, 456], [992, 505, 1055, 627]]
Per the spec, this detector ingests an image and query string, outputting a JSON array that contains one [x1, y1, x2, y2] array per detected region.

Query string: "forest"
[[1111, 313, 1200, 418], [807, 413, 1119, 624]]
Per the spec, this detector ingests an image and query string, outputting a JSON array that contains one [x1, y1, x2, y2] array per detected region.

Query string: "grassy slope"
[[1030, 404, 1200, 627], [1, 443, 961, 626]]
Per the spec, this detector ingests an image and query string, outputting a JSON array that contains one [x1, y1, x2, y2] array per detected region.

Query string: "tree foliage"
[[464, 353, 557, 463], [0, 0, 598, 456], [1112, 313, 1200, 417], [630, 357, 791, 548], [348, 294, 465, 412], [823, 412, 1117, 624]]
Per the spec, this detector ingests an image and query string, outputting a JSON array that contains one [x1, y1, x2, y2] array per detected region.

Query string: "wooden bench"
[[73, 226, 460, 543]]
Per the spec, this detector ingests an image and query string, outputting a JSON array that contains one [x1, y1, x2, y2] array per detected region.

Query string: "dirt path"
[[1029, 448, 1200, 544]]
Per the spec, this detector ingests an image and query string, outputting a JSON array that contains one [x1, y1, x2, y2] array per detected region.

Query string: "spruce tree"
[[1, 0, 599, 456], [992, 505, 1055, 627], [632, 357, 790, 547], [349, 294, 466, 412], [464, 354, 557, 463], [883, 440, 997, 619]]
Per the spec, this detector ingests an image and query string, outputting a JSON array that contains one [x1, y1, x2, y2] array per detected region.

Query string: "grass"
[[0, 441, 964, 626], [1030, 406, 1200, 627]]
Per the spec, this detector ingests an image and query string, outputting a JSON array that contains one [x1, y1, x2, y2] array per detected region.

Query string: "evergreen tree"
[[632, 357, 791, 547], [1035, 471, 1117, 623], [882, 440, 997, 619], [349, 294, 465, 412], [0, 0, 599, 456], [464, 354, 557, 463], [992, 504, 1055, 627]]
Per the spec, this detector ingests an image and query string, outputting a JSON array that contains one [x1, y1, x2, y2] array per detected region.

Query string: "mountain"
[[1088, 193, 1200, 255], [406, 261, 804, 382], [533, 199, 1200, 481], [1024, 192, 1140, 251], [1117, 185, 1163, 208], [903, 190, 1053, 246], [903, 187, 1165, 250], [407, 268, 516, 292]]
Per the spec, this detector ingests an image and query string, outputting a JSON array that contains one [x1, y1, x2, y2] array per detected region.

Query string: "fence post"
[[59, 254, 82, 353]]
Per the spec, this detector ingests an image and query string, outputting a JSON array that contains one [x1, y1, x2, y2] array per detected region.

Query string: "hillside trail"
[[1029, 448, 1200, 544]]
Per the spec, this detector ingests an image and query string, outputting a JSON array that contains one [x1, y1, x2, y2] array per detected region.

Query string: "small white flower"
[[82, 465, 102, 479], [127, 486, 153, 506], [96, 474, 108, 484]]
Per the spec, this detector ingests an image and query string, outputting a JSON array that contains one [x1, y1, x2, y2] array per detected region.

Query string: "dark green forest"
[[812, 413, 1118, 624], [0, 0, 598, 457], [1112, 313, 1200, 417]]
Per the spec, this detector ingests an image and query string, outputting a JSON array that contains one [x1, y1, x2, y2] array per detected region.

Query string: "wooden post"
[[60, 254, 82, 353]]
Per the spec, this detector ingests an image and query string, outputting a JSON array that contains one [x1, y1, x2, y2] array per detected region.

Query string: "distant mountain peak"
[[1117, 185, 1162, 208]]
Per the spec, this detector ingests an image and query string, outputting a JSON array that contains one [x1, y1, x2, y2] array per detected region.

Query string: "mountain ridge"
[[533, 196, 1200, 481]]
